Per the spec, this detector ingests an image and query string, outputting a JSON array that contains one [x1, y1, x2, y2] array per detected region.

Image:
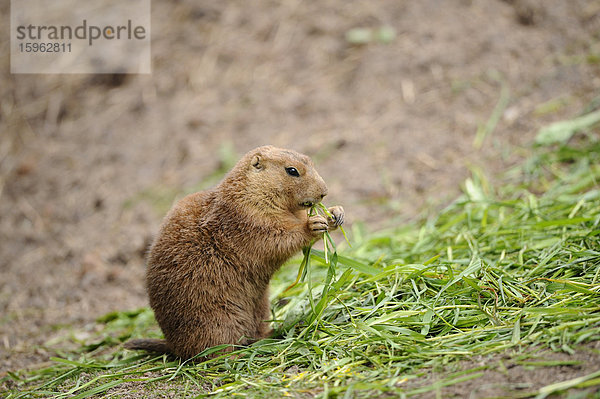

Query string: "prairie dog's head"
[[239, 145, 328, 213]]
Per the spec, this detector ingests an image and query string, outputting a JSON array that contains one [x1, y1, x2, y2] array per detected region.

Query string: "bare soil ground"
[[1, 0, 599, 396]]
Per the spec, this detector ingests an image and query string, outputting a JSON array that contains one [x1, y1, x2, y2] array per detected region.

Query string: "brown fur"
[[124, 146, 344, 359]]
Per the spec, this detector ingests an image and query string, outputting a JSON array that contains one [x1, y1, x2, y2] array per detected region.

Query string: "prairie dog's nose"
[[320, 184, 328, 199], [312, 169, 328, 200]]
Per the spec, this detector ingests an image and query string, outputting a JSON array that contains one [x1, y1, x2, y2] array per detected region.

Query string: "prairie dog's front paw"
[[327, 206, 345, 229], [308, 214, 329, 236]]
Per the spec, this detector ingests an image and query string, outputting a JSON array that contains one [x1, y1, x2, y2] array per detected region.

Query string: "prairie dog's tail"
[[123, 338, 171, 354]]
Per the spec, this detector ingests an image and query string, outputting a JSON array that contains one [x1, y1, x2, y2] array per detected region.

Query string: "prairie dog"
[[125, 145, 344, 359]]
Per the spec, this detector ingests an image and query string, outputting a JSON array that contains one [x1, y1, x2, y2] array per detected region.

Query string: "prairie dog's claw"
[[327, 206, 345, 228], [308, 214, 329, 235]]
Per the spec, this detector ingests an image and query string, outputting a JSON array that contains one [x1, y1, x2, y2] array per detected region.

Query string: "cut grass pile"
[[2, 128, 600, 398]]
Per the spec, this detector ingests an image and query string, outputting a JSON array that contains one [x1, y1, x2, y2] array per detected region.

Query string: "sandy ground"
[[1, 0, 599, 395]]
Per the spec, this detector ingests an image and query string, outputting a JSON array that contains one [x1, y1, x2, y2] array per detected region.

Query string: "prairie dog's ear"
[[251, 153, 264, 170]]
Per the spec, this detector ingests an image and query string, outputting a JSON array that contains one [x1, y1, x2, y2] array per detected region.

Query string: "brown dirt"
[[407, 342, 600, 398], [1, 0, 599, 396]]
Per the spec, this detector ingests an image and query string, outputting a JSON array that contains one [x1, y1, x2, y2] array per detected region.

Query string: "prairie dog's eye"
[[285, 167, 300, 177]]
